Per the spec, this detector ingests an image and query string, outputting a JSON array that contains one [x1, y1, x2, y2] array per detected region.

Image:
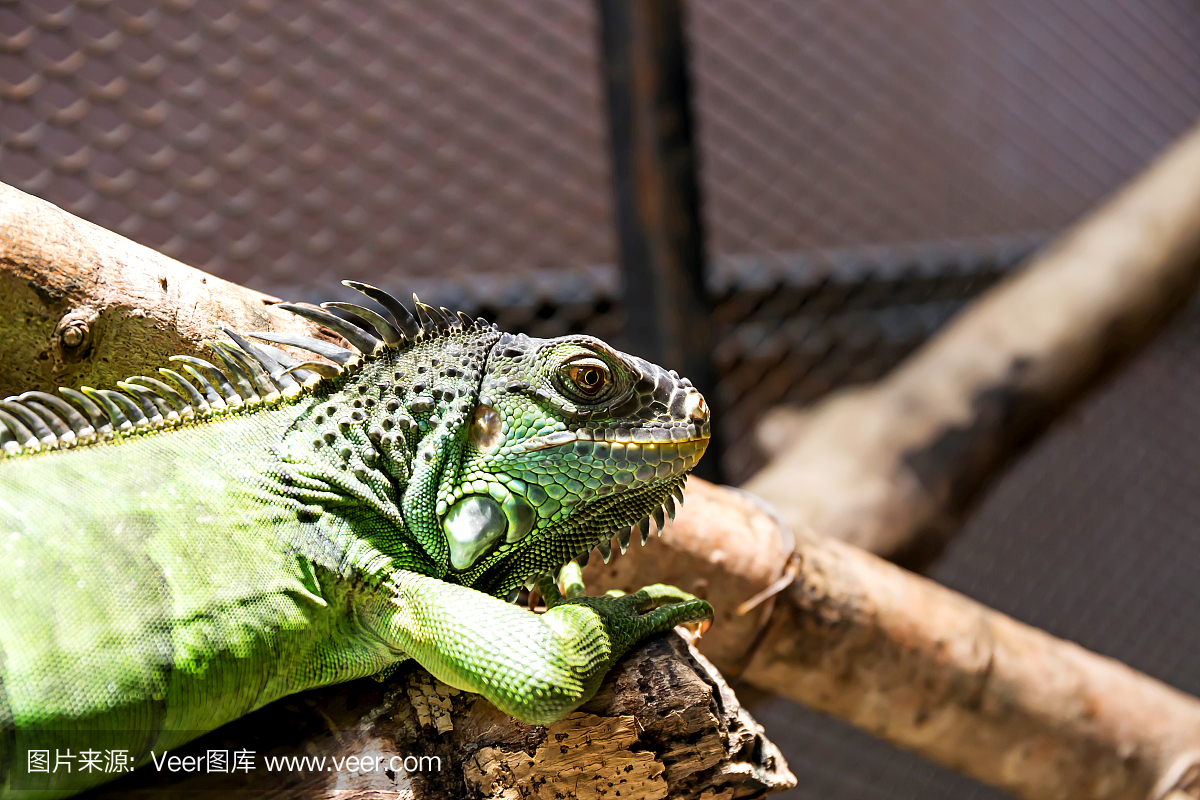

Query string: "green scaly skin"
[[0, 287, 712, 797]]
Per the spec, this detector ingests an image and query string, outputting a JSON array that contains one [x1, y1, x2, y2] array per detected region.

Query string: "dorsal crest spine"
[[0, 283, 496, 457]]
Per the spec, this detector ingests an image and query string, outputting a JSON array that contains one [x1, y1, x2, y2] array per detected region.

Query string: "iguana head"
[[440, 331, 710, 597]]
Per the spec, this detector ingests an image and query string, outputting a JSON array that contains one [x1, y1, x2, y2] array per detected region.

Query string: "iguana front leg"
[[362, 569, 711, 725]]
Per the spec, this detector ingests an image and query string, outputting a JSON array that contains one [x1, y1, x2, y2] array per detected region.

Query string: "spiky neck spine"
[[0, 284, 492, 457], [0, 283, 501, 582]]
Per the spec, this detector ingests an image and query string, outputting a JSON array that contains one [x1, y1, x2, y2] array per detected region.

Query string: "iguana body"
[[0, 285, 711, 797]]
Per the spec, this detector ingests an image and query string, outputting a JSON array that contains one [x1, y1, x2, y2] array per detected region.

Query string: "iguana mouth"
[[516, 428, 709, 455]]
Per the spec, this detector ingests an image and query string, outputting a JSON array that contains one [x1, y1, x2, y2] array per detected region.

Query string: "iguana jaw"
[[467, 471, 693, 599], [450, 430, 708, 598]]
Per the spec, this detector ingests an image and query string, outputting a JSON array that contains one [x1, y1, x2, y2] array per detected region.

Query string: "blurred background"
[[3, 2, 1200, 797]]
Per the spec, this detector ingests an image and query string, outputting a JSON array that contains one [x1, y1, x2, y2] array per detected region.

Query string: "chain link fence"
[[688, 0, 1200, 481], [4, 1, 1200, 798]]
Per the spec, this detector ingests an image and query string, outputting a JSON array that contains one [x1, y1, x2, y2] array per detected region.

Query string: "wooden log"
[[742, 524, 1200, 800], [589, 479, 1200, 800], [0, 182, 327, 398], [743, 120, 1200, 565]]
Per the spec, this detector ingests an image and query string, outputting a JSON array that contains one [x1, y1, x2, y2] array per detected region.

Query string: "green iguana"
[[0, 283, 712, 797]]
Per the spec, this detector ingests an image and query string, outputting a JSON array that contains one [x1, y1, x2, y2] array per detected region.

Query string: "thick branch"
[[743, 121, 1200, 564], [0, 182, 326, 397], [745, 525, 1200, 800], [587, 479, 1200, 800], [84, 633, 793, 800]]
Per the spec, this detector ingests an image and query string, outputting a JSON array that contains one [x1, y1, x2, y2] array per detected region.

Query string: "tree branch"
[[588, 479, 1200, 800], [0, 182, 327, 398], [743, 120, 1200, 565]]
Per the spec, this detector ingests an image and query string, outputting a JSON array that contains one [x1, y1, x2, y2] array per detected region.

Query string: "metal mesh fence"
[[4, 1, 1200, 798], [0, 0, 615, 294], [689, 0, 1200, 253], [708, 232, 1044, 480], [688, 0, 1200, 482]]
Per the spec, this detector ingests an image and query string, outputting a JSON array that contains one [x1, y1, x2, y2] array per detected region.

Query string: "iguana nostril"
[[443, 494, 508, 570], [684, 391, 708, 424]]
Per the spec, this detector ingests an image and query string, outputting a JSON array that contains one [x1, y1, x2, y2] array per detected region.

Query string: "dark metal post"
[[597, 0, 723, 482]]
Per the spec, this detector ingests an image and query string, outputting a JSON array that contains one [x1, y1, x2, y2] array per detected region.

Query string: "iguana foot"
[[559, 583, 713, 658]]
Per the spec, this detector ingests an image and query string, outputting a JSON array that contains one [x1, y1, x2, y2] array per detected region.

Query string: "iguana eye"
[[562, 359, 610, 401]]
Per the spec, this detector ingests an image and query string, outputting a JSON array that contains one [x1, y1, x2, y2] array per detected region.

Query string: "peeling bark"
[[84, 634, 795, 799]]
